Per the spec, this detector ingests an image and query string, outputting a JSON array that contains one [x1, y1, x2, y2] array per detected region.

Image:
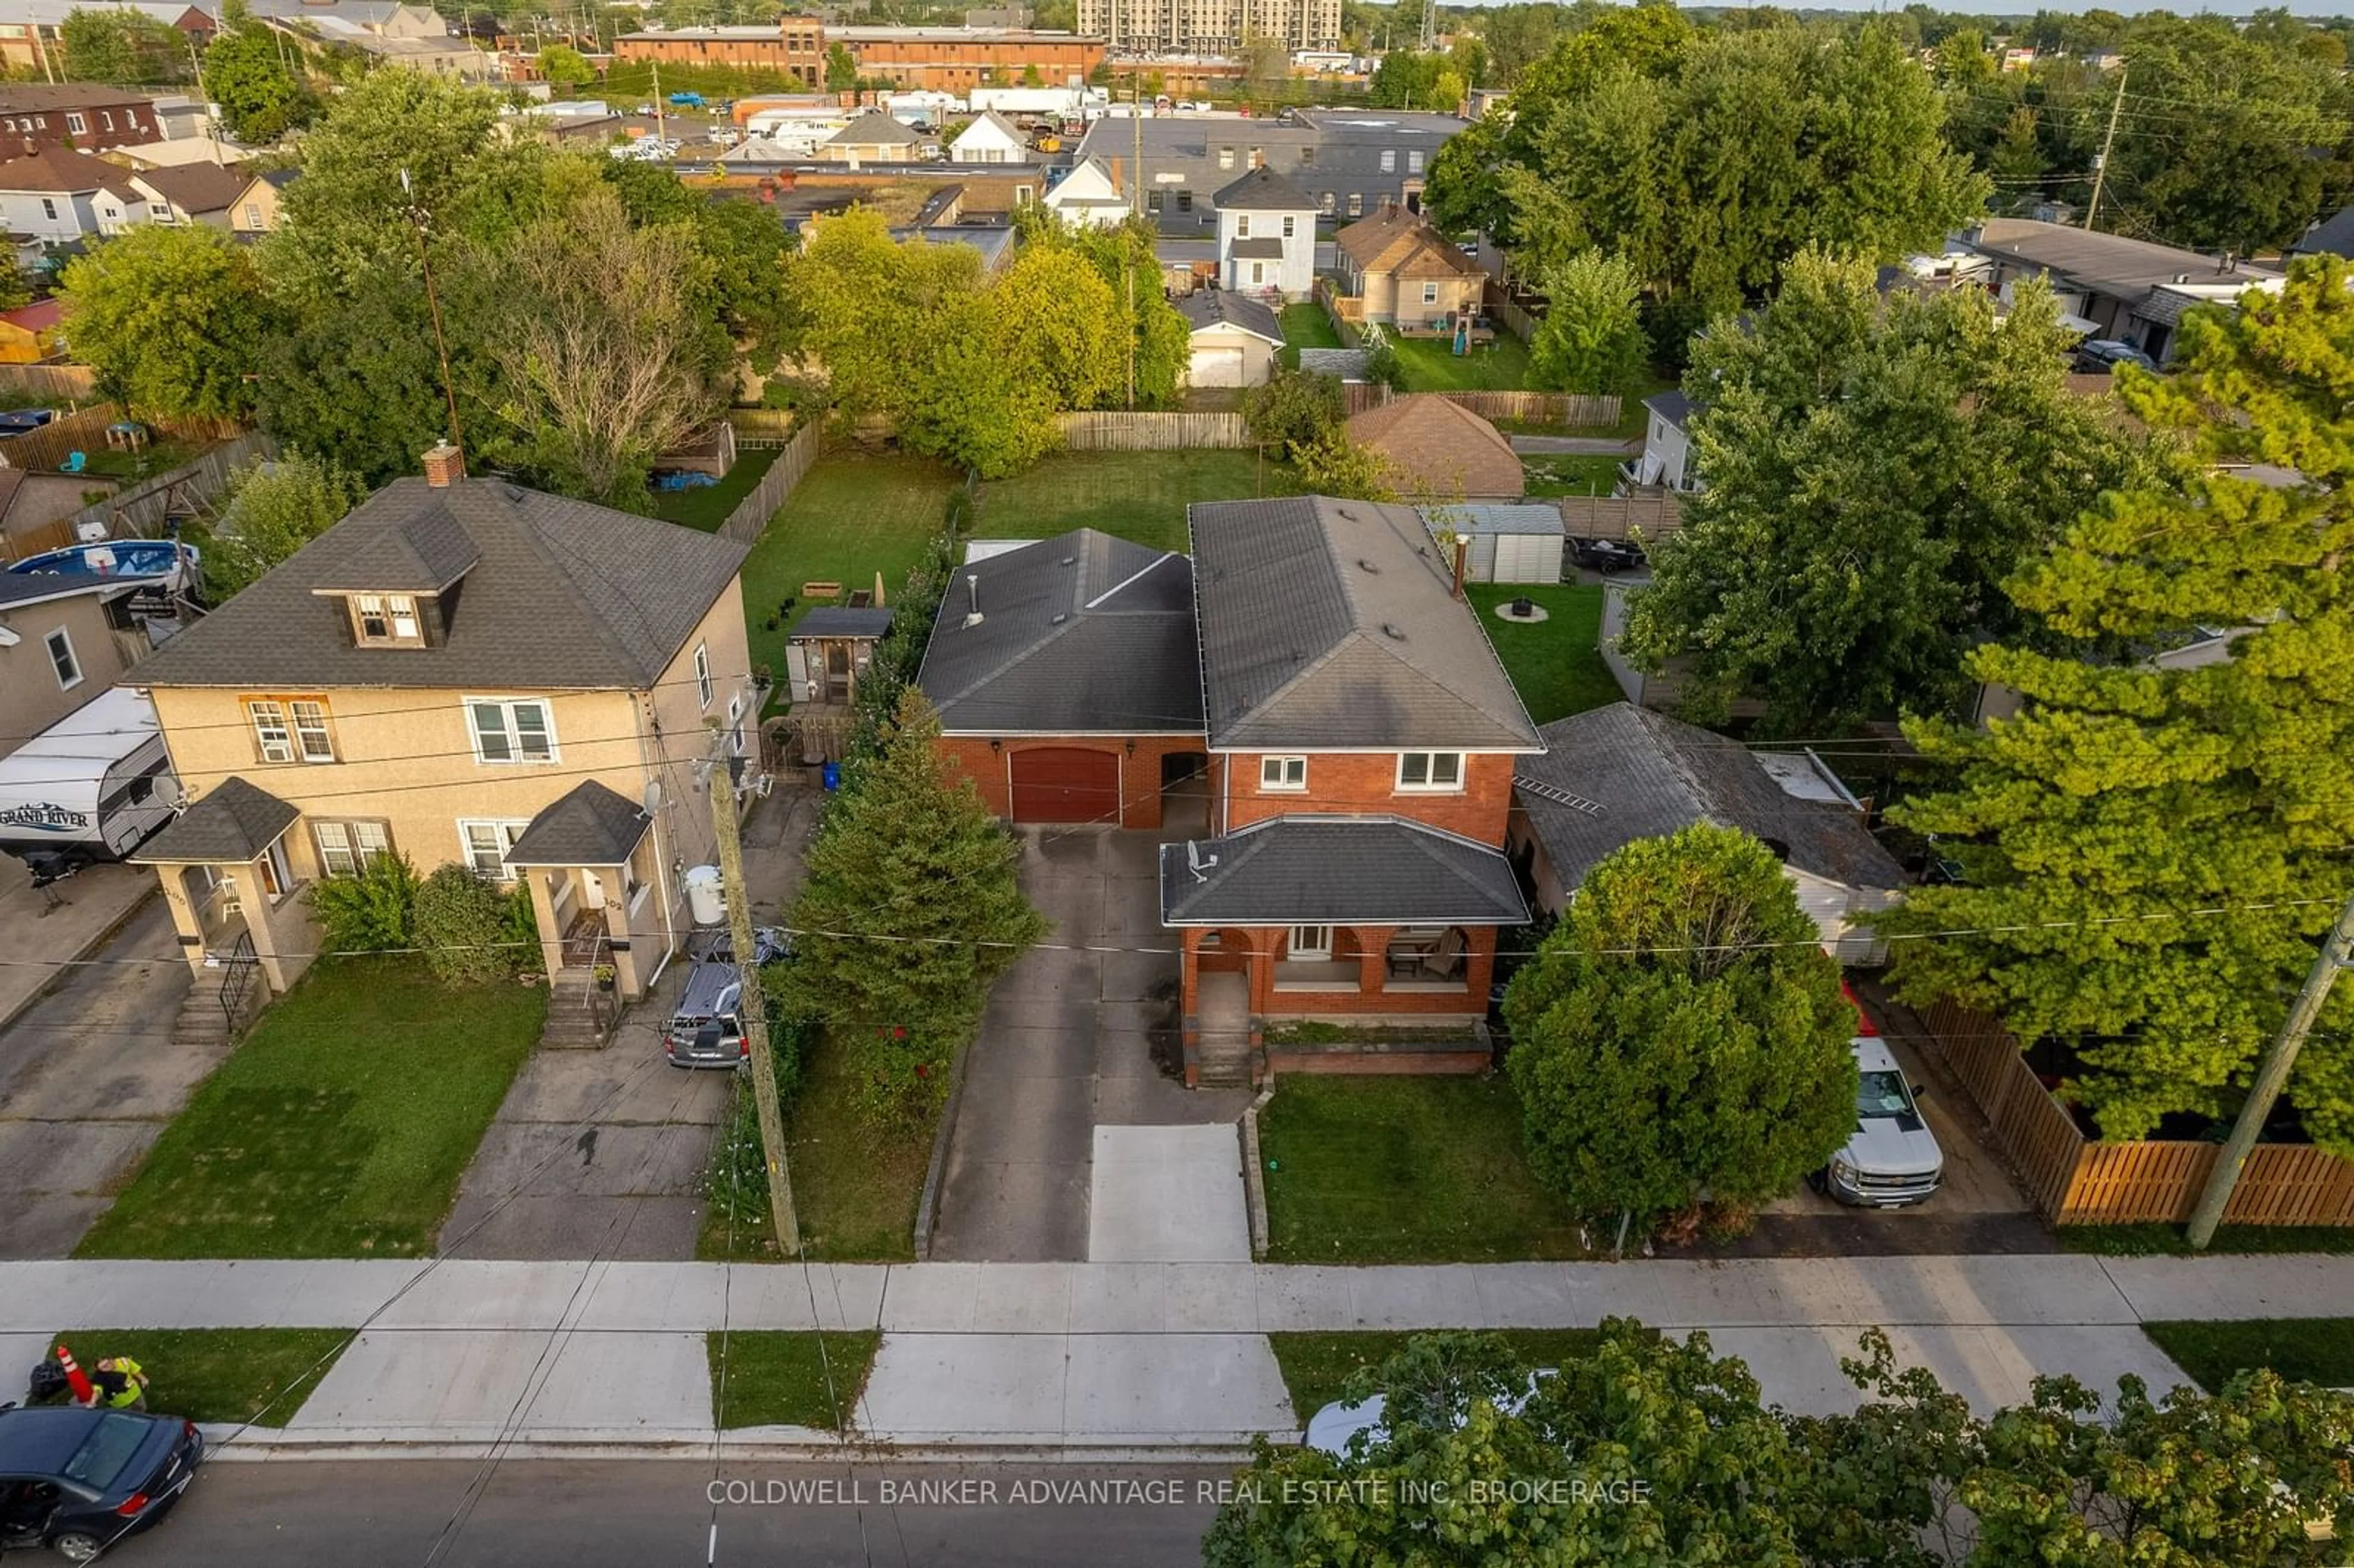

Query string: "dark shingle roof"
[[1160, 816, 1528, 925], [135, 477, 748, 691], [1644, 389, 1693, 429], [792, 606, 895, 639], [135, 161, 248, 216], [1175, 289, 1282, 343], [1514, 702, 1907, 894], [134, 777, 299, 864], [916, 528, 1203, 734], [308, 507, 481, 594], [1213, 164, 1316, 211], [1227, 236, 1285, 259], [1189, 496, 1540, 752], [2291, 207, 2354, 259], [503, 779, 652, 867]]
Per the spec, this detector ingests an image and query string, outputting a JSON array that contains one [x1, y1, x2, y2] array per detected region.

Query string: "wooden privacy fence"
[[1438, 389, 1620, 427], [0, 405, 123, 473], [0, 363, 98, 402], [716, 419, 823, 543], [1056, 411, 1251, 451], [1918, 997, 2354, 1226], [728, 407, 801, 445], [1488, 297, 1539, 346]]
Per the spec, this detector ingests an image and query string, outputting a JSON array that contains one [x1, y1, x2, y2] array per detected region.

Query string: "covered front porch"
[[503, 780, 672, 1002], [1159, 816, 1526, 1086], [138, 776, 320, 999]]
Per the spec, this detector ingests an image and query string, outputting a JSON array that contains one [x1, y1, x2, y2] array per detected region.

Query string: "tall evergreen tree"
[[1879, 257, 2354, 1150], [783, 691, 1046, 1125]]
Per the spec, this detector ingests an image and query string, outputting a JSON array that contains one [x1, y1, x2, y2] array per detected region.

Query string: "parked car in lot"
[[0, 1405, 203, 1562], [2074, 338, 2157, 374], [1819, 1022, 1945, 1208]]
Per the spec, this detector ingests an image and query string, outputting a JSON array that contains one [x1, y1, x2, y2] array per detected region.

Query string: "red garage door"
[[1009, 747, 1120, 824]]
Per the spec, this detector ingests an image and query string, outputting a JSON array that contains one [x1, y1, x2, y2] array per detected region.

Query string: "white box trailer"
[[969, 86, 1104, 118], [0, 687, 180, 869]]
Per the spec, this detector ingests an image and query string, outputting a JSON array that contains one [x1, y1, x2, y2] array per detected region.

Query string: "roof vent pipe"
[[962, 573, 983, 629]]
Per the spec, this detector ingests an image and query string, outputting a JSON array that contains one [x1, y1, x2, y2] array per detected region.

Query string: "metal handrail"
[[218, 930, 257, 1036]]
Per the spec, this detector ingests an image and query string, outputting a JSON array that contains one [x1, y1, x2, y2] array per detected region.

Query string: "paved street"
[[115, 1460, 1228, 1567], [929, 821, 1251, 1263], [0, 897, 203, 1257]]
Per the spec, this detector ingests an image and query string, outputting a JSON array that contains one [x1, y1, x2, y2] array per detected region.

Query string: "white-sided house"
[[1041, 157, 1127, 230], [1177, 287, 1284, 387], [1625, 389, 1701, 493], [0, 146, 147, 246], [950, 109, 1027, 164], [1213, 164, 1316, 300], [1509, 702, 1906, 963]]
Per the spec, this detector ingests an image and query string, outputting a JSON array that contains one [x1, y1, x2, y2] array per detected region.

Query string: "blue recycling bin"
[[821, 761, 841, 792]]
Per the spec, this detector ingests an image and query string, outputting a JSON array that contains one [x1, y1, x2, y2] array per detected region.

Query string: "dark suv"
[[0, 1406, 204, 1561]]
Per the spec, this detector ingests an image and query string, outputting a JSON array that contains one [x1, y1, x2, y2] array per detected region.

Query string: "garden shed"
[[1423, 503, 1564, 584]]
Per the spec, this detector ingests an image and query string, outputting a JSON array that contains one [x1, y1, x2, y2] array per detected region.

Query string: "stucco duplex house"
[[130, 446, 754, 1006]]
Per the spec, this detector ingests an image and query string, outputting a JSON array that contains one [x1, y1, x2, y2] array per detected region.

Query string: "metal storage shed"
[[1421, 503, 1566, 584]]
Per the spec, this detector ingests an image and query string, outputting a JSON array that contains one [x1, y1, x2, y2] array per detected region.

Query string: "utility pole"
[[653, 56, 667, 145], [2084, 63, 2126, 232], [706, 728, 801, 1257], [398, 170, 466, 455], [1130, 80, 1142, 218], [2186, 891, 2354, 1249]]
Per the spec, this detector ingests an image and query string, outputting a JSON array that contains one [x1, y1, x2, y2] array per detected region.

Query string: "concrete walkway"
[[3, 1254, 2345, 1447], [1509, 435, 1640, 456]]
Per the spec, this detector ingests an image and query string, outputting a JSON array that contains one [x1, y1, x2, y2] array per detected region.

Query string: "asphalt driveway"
[[0, 897, 207, 1257], [929, 821, 1252, 1263]]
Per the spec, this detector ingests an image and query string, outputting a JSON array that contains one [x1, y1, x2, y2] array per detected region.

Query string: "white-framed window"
[[311, 820, 390, 878], [148, 202, 169, 220], [290, 699, 334, 762], [1015, 183, 1033, 203], [1217, 146, 1235, 169], [246, 698, 335, 763], [1251, 261, 1265, 285], [248, 699, 292, 761], [1349, 193, 1363, 216], [1288, 925, 1332, 960], [1259, 755, 1306, 791], [466, 698, 555, 764], [257, 837, 292, 899], [1282, 214, 1295, 238], [44, 627, 78, 689], [1379, 148, 1395, 172], [694, 642, 713, 709], [1235, 214, 1249, 237], [1396, 751, 1465, 791], [457, 818, 533, 880], [351, 593, 421, 645], [99, 110, 112, 130], [1320, 190, 1335, 213], [39, 197, 56, 221], [242, 202, 261, 228], [1409, 150, 1424, 173], [728, 693, 745, 757], [65, 112, 85, 134], [1422, 281, 1439, 305]]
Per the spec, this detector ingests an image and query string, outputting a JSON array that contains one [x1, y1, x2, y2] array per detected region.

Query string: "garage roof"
[[916, 528, 1205, 736]]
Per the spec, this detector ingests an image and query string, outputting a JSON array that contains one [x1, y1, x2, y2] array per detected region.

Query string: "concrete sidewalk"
[[9, 1254, 2344, 1450]]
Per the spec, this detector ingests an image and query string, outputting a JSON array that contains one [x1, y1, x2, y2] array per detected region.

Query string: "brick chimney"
[[422, 442, 464, 488]]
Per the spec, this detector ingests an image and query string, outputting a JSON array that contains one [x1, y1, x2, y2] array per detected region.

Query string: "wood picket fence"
[[1918, 997, 2354, 1226]]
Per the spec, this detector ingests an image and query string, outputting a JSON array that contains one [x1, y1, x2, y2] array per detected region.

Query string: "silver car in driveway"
[[1823, 1033, 1945, 1208], [662, 961, 745, 1069]]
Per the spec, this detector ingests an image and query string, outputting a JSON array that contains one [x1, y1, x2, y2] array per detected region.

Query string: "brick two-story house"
[[130, 445, 754, 1005], [918, 497, 1540, 1085]]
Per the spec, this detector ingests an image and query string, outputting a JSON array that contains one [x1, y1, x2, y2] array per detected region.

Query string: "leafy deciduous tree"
[[204, 20, 315, 142], [59, 223, 269, 425], [1502, 823, 1858, 1227], [204, 451, 364, 599], [1527, 248, 1646, 395]]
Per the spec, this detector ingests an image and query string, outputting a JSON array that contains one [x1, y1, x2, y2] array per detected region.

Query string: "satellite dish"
[[642, 780, 663, 821]]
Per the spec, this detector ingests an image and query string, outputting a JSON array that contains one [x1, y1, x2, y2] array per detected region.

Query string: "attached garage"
[[1009, 747, 1121, 824], [1425, 503, 1567, 585]]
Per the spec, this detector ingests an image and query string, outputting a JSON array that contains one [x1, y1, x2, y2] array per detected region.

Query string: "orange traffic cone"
[[52, 1342, 94, 1406]]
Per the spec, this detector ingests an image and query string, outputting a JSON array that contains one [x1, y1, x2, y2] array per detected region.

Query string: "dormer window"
[[352, 593, 421, 645]]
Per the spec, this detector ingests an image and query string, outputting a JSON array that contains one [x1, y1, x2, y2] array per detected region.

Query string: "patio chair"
[[59, 451, 84, 474], [1412, 927, 1467, 983]]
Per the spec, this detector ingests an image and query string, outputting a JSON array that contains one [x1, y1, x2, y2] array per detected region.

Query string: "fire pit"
[[1494, 596, 1549, 624]]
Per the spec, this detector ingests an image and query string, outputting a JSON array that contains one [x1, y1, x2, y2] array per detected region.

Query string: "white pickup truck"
[[1819, 992, 1945, 1208]]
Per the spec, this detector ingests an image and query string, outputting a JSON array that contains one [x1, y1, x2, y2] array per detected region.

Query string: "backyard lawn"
[[1393, 333, 1533, 393], [2141, 1318, 2354, 1392], [1257, 1076, 1586, 1263], [50, 1328, 352, 1425], [1521, 454, 1625, 497], [75, 959, 546, 1258], [1279, 302, 1344, 368], [1268, 1330, 1613, 1422], [736, 451, 961, 692], [975, 449, 1274, 555], [707, 1330, 881, 1429], [649, 446, 780, 531], [1466, 584, 1621, 725]]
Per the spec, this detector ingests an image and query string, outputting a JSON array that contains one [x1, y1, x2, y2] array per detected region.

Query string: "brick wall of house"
[[1180, 922, 1498, 1017], [1220, 750, 1515, 844], [935, 734, 1205, 829]]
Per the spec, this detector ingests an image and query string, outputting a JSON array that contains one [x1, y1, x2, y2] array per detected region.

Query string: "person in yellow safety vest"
[[86, 1357, 147, 1410]]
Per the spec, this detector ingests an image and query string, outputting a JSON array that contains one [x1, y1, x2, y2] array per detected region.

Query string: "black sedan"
[[0, 1405, 203, 1561]]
